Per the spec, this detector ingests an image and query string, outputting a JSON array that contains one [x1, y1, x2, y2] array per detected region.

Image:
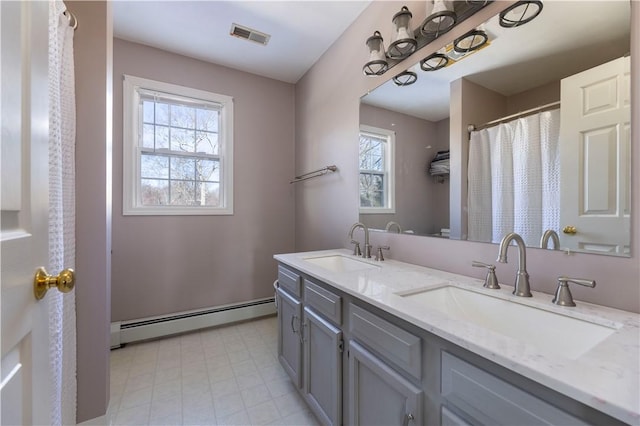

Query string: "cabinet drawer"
[[349, 304, 421, 380], [304, 280, 342, 325], [278, 265, 302, 298], [441, 352, 585, 425], [441, 406, 471, 426]]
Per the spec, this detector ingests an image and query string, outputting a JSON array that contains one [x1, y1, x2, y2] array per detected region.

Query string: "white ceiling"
[[112, 1, 372, 84]]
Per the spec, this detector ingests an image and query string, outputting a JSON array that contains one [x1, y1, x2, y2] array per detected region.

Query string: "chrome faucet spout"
[[497, 232, 532, 297], [540, 229, 560, 250], [348, 222, 371, 258], [384, 221, 402, 233]]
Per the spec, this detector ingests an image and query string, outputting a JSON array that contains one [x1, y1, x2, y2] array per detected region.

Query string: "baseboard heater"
[[110, 297, 276, 349]]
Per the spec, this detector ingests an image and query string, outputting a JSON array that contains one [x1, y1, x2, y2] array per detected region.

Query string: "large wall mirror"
[[359, 0, 631, 257]]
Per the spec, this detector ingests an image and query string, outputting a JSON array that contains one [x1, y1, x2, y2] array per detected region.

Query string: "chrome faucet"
[[540, 229, 560, 250], [385, 221, 402, 233], [348, 222, 371, 258], [497, 232, 532, 297]]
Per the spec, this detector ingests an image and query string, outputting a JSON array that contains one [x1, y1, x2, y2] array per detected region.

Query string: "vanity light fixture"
[[421, 0, 457, 37], [392, 69, 418, 86], [420, 48, 449, 71], [363, 31, 389, 76], [499, 0, 543, 28], [387, 6, 417, 60], [453, 27, 488, 53], [362, 1, 491, 77]]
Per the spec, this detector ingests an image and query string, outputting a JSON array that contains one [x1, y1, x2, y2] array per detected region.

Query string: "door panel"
[[303, 307, 342, 425], [560, 56, 631, 255], [1, 1, 52, 424], [276, 288, 302, 388], [348, 341, 422, 426]]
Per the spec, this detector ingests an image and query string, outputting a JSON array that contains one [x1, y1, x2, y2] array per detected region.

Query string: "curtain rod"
[[290, 165, 338, 184], [467, 100, 560, 133]]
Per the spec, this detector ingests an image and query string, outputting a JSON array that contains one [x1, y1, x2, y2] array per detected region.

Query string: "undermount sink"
[[400, 286, 619, 360], [303, 254, 380, 273]]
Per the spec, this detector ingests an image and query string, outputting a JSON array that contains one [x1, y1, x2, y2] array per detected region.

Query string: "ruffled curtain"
[[467, 109, 560, 247], [48, 1, 77, 425]]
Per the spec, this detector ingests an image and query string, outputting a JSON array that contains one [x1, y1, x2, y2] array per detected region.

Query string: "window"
[[359, 125, 395, 214], [123, 75, 233, 215]]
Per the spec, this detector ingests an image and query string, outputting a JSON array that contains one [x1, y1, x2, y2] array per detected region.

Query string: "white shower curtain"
[[48, 1, 77, 425], [468, 109, 560, 247]]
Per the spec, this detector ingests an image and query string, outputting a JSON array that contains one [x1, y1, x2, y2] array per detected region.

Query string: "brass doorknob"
[[34, 267, 75, 300], [562, 225, 577, 235]]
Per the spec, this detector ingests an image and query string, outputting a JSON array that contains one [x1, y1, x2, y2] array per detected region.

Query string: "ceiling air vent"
[[230, 23, 271, 46]]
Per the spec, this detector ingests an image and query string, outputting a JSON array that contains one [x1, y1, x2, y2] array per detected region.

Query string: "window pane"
[[141, 154, 169, 179], [359, 173, 384, 207], [156, 102, 169, 125], [196, 109, 219, 132], [197, 182, 220, 206], [141, 179, 169, 205], [171, 128, 196, 152], [170, 181, 196, 205], [156, 125, 169, 150], [171, 104, 195, 129], [197, 159, 219, 181], [359, 136, 385, 171], [143, 124, 155, 148], [143, 100, 154, 123], [170, 157, 196, 180], [196, 131, 219, 155]]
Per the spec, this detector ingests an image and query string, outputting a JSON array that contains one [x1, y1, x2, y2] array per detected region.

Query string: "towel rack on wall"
[[290, 165, 338, 184]]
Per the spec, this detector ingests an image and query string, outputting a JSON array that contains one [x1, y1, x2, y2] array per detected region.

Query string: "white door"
[[559, 56, 631, 255], [1, 1, 53, 424]]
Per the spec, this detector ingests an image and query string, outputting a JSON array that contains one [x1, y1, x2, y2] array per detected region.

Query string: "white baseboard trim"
[[110, 297, 276, 348]]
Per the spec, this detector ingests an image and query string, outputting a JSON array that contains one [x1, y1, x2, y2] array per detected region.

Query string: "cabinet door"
[[277, 288, 302, 388], [303, 307, 342, 426], [349, 341, 422, 426]]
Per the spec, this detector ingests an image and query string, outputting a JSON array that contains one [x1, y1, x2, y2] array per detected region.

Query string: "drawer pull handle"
[[291, 315, 299, 333]]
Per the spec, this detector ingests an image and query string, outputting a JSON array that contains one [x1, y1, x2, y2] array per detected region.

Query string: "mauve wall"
[[451, 78, 507, 239], [359, 104, 448, 234], [507, 80, 559, 114], [69, 1, 112, 421], [295, 1, 640, 313], [111, 39, 295, 321]]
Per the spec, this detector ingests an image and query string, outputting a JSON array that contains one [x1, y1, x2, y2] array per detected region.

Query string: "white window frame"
[[359, 125, 395, 214], [122, 75, 234, 215]]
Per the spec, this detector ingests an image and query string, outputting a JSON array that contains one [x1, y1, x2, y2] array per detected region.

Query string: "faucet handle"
[[350, 240, 362, 256], [375, 246, 390, 261], [472, 261, 500, 289], [552, 276, 596, 307]]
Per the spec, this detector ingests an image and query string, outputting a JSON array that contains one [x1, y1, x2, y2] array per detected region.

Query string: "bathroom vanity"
[[274, 249, 639, 426]]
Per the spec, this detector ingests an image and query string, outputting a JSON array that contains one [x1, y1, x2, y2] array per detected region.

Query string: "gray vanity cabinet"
[[302, 306, 342, 426], [276, 287, 303, 388], [348, 341, 423, 426], [275, 262, 624, 426]]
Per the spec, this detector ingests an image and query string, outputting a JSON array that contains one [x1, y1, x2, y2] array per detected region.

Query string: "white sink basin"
[[400, 286, 619, 360], [303, 254, 380, 273]]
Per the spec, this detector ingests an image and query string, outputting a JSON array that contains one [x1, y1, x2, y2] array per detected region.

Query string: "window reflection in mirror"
[[359, 0, 631, 257]]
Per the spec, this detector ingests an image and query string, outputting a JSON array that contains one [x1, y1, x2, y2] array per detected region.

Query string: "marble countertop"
[[274, 249, 640, 425]]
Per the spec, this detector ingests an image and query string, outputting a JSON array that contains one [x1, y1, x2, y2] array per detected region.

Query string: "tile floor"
[[108, 315, 319, 425]]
